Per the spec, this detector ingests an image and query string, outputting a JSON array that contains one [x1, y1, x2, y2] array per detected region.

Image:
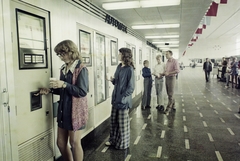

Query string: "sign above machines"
[[105, 14, 127, 33], [147, 41, 161, 52]]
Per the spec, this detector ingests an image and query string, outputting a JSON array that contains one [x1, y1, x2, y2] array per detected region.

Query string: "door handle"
[[2, 88, 9, 107]]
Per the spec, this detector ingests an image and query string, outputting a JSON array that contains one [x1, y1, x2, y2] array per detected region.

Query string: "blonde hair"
[[156, 55, 161, 59], [54, 40, 82, 61]]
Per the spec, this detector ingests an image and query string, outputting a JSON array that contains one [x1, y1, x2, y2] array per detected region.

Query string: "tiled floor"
[[83, 67, 240, 161]]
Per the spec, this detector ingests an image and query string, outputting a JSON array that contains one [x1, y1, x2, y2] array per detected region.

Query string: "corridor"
[[83, 67, 240, 161]]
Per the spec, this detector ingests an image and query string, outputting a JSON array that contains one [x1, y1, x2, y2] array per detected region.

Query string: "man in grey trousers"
[[141, 60, 152, 109], [152, 55, 165, 111], [163, 50, 180, 114]]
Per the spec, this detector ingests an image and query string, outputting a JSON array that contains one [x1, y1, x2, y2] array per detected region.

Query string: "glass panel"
[[110, 40, 118, 65], [132, 47, 136, 65], [95, 33, 106, 104], [139, 49, 142, 64], [16, 9, 47, 69], [79, 30, 92, 66]]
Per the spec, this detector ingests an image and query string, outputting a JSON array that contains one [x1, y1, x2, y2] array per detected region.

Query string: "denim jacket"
[[111, 64, 135, 109]]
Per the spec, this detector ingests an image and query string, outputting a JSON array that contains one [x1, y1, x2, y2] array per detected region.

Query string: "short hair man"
[[163, 50, 180, 114], [203, 58, 212, 82]]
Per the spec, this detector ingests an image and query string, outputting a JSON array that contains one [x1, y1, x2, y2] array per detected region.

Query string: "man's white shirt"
[[153, 63, 165, 77]]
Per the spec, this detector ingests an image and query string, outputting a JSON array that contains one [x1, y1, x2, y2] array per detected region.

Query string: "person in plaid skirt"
[[106, 47, 135, 149]]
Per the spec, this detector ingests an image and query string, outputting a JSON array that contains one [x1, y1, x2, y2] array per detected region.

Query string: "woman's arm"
[[122, 68, 134, 97], [66, 68, 89, 97]]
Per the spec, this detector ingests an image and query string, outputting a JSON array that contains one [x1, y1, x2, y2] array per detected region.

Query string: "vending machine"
[[10, 1, 54, 161]]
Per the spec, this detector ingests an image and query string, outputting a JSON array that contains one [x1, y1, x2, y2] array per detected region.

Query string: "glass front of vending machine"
[[94, 33, 106, 105]]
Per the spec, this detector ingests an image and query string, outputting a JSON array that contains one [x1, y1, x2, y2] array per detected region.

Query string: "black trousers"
[[205, 71, 210, 81], [221, 67, 226, 78]]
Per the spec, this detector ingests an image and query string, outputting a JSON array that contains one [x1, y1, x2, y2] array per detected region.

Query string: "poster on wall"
[[95, 33, 106, 104], [111, 40, 118, 65], [139, 49, 142, 64], [16, 9, 47, 69], [79, 30, 91, 66], [132, 47, 136, 65]]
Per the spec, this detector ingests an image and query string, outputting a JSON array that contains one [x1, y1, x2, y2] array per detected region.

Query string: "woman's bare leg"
[[57, 127, 73, 161], [69, 130, 83, 161]]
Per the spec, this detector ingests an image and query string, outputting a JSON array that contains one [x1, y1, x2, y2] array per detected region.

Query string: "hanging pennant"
[[206, 1, 219, 16], [220, 0, 227, 4]]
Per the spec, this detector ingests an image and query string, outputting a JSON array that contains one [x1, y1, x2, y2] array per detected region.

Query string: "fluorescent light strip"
[[102, 0, 181, 10], [161, 48, 170, 50], [132, 24, 180, 29], [140, 0, 181, 8], [102, 1, 140, 10], [145, 35, 179, 39], [152, 41, 179, 44], [157, 45, 179, 47]]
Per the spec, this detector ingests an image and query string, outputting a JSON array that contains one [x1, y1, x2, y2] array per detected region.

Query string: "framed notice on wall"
[[132, 47, 136, 65], [79, 30, 92, 66], [111, 40, 118, 65], [139, 49, 142, 64], [16, 9, 47, 69]]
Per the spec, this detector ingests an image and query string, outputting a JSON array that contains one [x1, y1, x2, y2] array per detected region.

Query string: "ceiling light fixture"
[[152, 41, 179, 44], [102, 1, 140, 10], [145, 35, 179, 39], [132, 24, 180, 29], [140, 0, 181, 8], [157, 44, 179, 47], [102, 0, 181, 10], [160, 47, 171, 50]]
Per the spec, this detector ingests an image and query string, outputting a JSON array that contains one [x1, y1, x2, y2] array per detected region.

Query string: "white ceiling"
[[183, 0, 240, 59], [89, 0, 213, 55], [200, 0, 240, 39]]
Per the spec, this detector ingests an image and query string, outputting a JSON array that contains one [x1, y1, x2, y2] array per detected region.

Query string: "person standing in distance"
[[221, 57, 228, 80], [152, 55, 165, 111], [105, 48, 135, 149], [141, 60, 152, 109], [163, 50, 180, 114], [39, 40, 89, 161], [203, 58, 212, 82], [230, 57, 238, 88]]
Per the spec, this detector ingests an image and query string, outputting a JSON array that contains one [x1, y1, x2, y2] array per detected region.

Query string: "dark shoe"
[[159, 105, 164, 111], [156, 105, 160, 109], [172, 107, 176, 111], [146, 105, 151, 108], [164, 108, 170, 114]]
